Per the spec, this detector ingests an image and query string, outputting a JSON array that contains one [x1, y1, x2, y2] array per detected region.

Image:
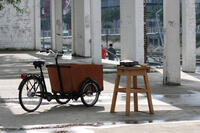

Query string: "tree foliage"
[[101, 7, 120, 29], [102, 7, 120, 23], [0, 0, 23, 12], [196, 4, 200, 24]]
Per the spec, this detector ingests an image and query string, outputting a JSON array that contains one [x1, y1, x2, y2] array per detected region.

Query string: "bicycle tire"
[[54, 93, 70, 104], [18, 77, 43, 112], [81, 80, 100, 107]]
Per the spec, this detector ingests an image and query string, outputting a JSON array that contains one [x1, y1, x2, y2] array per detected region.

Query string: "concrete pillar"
[[50, 0, 63, 51], [182, 0, 196, 72], [90, 0, 102, 64], [34, 0, 41, 50], [163, 0, 181, 85], [72, 0, 91, 57], [120, 0, 144, 64]]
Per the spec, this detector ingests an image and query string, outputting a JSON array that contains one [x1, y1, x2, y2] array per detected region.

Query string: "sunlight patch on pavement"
[[102, 59, 120, 65], [0, 54, 39, 60], [155, 68, 200, 82], [71, 126, 94, 133]]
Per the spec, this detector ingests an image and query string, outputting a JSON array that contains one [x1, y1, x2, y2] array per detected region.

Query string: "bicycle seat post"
[[39, 66, 44, 78], [38, 63, 48, 93]]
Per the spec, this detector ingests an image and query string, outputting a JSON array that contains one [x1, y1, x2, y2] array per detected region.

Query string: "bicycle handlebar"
[[47, 49, 63, 57], [40, 49, 63, 65], [40, 49, 63, 58]]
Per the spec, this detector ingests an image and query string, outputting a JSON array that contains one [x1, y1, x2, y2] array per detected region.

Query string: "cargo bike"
[[18, 50, 103, 112]]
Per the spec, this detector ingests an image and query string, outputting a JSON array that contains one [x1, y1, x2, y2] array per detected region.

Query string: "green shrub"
[[196, 41, 200, 48]]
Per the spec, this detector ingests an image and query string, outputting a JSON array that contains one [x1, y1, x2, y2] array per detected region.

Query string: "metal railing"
[[105, 48, 120, 61], [101, 28, 120, 35]]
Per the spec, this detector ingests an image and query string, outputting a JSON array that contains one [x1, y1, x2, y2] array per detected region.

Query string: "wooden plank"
[[116, 66, 150, 71], [143, 74, 154, 114], [130, 88, 148, 93], [133, 76, 138, 112], [117, 88, 126, 92], [126, 75, 131, 116], [110, 74, 120, 113]]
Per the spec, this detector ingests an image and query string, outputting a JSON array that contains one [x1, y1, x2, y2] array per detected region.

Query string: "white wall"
[[0, 0, 41, 50]]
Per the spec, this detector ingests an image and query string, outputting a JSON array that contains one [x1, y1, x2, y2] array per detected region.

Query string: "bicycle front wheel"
[[19, 77, 43, 112]]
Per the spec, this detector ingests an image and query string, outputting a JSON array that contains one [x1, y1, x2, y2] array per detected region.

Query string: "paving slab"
[[1, 51, 200, 133]]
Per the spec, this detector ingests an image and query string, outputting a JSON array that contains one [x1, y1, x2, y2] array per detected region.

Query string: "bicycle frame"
[[38, 65, 48, 96]]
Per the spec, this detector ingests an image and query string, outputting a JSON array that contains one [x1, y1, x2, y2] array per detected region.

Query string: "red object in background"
[[102, 48, 106, 59]]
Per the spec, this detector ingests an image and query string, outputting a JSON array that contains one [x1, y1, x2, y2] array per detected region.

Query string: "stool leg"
[[143, 74, 154, 114], [133, 76, 138, 112], [126, 75, 131, 116], [110, 74, 120, 113]]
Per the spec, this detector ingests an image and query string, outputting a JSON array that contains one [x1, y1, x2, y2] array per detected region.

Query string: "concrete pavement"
[[1, 51, 200, 133]]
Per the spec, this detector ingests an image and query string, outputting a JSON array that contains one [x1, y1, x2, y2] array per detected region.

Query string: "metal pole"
[[42, 8, 45, 50], [106, 29, 109, 48], [156, 9, 163, 46], [144, 0, 147, 63]]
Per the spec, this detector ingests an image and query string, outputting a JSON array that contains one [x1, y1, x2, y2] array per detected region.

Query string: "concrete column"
[[72, 0, 91, 57], [90, 0, 102, 64], [163, 0, 181, 85], [50, 0, 63, 51], [182, 0, 196, 72], [120, 0, 144, 64], [34, 0, 41, 50]]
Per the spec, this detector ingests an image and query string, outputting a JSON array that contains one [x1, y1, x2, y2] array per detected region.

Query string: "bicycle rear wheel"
[[19, 77, 43, 112], [81, 81, 100, 107]]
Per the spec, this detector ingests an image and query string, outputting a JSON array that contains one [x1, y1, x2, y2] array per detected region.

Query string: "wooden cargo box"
[[47, 63, 103, 93]]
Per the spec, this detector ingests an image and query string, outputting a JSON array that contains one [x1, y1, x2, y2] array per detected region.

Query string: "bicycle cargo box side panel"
[[47, 64, 103, 93]]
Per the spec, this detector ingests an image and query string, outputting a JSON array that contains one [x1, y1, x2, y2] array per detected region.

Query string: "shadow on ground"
[[1, 100, 200, 129]]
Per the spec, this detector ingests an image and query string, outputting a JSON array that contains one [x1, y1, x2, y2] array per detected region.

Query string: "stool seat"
[[110, 66, 154, 116]]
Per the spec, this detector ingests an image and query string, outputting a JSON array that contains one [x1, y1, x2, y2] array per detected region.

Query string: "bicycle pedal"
[[46, 92, 53, 102], [47, 96, 52, 102]]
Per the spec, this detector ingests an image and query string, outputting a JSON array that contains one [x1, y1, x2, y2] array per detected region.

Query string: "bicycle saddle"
[[33, 61, 45, 69]]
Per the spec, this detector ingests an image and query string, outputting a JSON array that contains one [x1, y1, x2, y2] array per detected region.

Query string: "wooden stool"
[[110, 66, 154, 116]]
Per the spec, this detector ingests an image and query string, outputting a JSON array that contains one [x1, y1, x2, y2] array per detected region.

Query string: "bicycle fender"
[[81, 78, 100, 92], [18, 75, 42, 90]]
